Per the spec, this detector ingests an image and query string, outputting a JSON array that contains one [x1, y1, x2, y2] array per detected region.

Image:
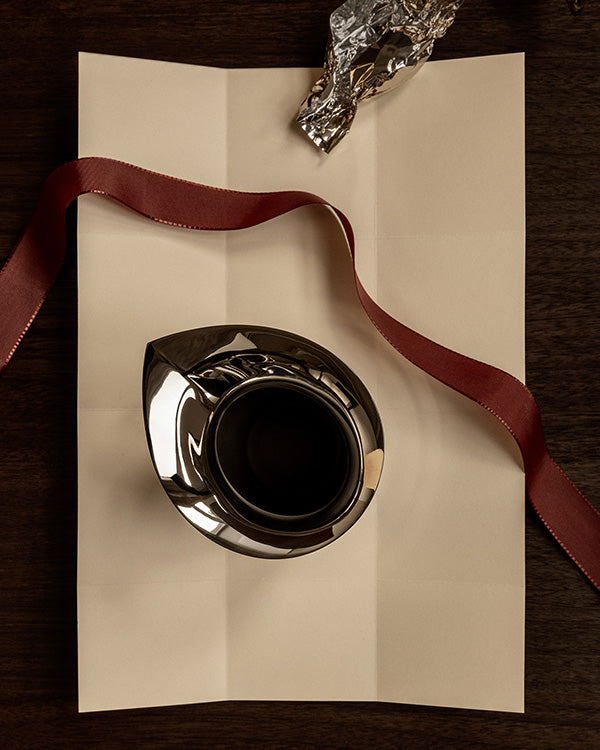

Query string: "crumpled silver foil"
[[297, 0, 463, 153]]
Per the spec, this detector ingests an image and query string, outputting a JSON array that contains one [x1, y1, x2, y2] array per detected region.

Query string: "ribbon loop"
[[1, 157, 599, 591]]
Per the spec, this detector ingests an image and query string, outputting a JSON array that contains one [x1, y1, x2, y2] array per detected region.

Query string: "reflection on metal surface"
[[297, 0, 463, 152], [143, 325, 384, 558], [363, 448, 385, 491]]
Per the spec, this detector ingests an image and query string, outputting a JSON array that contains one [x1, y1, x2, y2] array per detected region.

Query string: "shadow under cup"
[[208, 379, 362, 533]]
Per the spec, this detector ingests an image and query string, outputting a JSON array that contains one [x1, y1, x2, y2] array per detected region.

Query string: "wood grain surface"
[[0, 1, 598, 747]]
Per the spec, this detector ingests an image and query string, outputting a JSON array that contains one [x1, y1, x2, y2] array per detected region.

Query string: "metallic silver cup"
[[143, 325, 384, 558]]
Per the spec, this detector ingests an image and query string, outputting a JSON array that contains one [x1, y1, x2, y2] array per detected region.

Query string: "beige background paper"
[[78, 52, 525, 712]]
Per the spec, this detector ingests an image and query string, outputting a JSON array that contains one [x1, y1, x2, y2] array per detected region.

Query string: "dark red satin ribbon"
[[1, 156, 599, 591]]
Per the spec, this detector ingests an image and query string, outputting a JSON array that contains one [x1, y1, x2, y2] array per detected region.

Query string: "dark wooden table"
[[1, 1, 598, 747]]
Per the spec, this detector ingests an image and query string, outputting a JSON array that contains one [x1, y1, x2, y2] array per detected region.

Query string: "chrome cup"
[[143, 325, 383, 558]]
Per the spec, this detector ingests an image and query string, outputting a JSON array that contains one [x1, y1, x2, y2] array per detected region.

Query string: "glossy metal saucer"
[[142, 325, 384, 558]]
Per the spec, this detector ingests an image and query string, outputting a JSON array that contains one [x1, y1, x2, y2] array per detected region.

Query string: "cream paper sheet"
[[77, 52, 525, 713]]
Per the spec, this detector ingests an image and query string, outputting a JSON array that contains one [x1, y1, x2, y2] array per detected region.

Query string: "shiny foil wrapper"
[[297, 0, 463, 152], [567, 0, 586, 12]]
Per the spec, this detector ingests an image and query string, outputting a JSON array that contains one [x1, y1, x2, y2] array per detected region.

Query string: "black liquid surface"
[[212, 383, 356, 521]]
